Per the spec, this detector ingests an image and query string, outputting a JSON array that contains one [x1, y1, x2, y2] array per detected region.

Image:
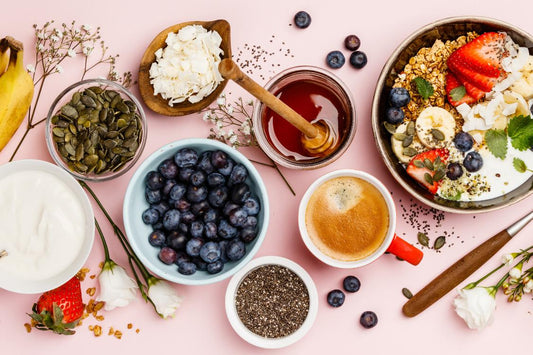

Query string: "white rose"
[[454, 287, 496, 330], [148, 278, 182, 319], [96, 260, 138, 311]]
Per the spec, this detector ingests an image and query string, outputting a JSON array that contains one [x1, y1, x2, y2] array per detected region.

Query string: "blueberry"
[[203, 209, 219, 223], [142, 208, 160, 225], [158, 247, 177, 265], [190, 221, 205, 239], [360, 311, 378, 329], [145, 171, 165, 190], [162, 209, 181, 231], [231, 183, 251, 204], [389, 87, 411, 108], [145, 188, 162, 204], [187, 185, 208, 203], [327, 289, 345, 307], [344, 34, 361, 51], [463, 151, 483, 172], [242, 197, 260, 216], [158, 158, 178, 179], [208, 186, 229, 208], [210, 150, 228, 169], [223, 202, 240, 216], [193, 257, 208, 271], [162, 179, 177, 196], [174, 251, 190, 267], [178, 222, 189, 235], [326, 50, 345, 69], [218, 219, 237, 239], [191, 201, 210, 216], [446, 162, 463, 180], [243, 216, 258, 228], [207, 172, 226, 187], [175, 198, 191, 212], [152, 222, 164, 231], [349, 51, 368, 69], [229, 163, 248, 185], [294, 11, 311, 29], [218, 158, 234, 176], [343, 276, 361, 293], [229, 208, 248, 227], [199, 241, 221, 263], [207, 260, 224, 274], [166, 231, 188, 250], [185, 238, 204, 257], [226, 239, 246, 261], [151, 201, 169, 216], [174, 148, 198, 168], [180, 210, 195, 224], [385, 107, 405, 124], [197, 151, 215, 174], [148, 230, 166, 247], [177, 166, 195, 182], [204, 222, 218, 239], [178, 261, 196, 275], [453, 132, 474, 152], [190, 170, 206, 187], [169, 183, 187, 200], [240, 227, 257, 243], [218, 240, 229, 263]]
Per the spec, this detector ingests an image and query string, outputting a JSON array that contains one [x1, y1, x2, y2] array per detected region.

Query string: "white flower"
[[229, 134, 238, 145], [55, 65, 63, 74], [96, 260, 138, 311], [502, 254, 514, 266], [82, 45, 93, 56], [217, 96, 226, 106], [36, 44, 44, 52], [50, 35, 60, 43], [82, 24, 92, 32], [453, 287, 496, 330], [227, 105, 234, 115], [524, 280, 533, 293], [36, 31, 45, 39], [26, 64, 35, 73], [203, 112, 210, 121], [54, 29, 63, 39], [241, 121, 251, 136], [148, 278, 182, 319], [509, 266, 522, 279], [67, 49, 76, 58]]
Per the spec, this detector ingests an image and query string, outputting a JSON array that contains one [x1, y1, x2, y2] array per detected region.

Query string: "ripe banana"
[[391, 121, 424, 163], [0, 38, 8, 75], [0, 37, 34, 152], [415, 107, 456, 148], [509, 55, 533, 100]]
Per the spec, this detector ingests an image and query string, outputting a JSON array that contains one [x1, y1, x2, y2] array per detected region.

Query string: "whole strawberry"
[[29, 276, 84, 335]]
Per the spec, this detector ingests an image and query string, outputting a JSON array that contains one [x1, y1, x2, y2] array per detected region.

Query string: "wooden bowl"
[[138, 19, 231, 116]]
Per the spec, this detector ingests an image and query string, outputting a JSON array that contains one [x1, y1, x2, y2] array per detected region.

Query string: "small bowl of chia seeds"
[[45, 78, 147, 181], [225, 256, 318, 349]]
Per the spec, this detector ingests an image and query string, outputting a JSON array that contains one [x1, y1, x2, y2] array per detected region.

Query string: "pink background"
[[2, 0, 533, 353]]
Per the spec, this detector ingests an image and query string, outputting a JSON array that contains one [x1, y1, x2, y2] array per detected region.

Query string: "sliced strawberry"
[[448, 59, 500, 92], [445, 72, 477, 106], [448, 32, 508, 78], [451, 70, 487, 101], [406, 149, 449, 194]]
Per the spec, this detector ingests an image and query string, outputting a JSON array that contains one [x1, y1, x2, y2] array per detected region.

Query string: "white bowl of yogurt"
[[0, 160, 94, 294]]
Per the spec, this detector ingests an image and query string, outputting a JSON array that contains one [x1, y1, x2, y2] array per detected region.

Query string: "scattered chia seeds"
[[235, 264, 309, 338]]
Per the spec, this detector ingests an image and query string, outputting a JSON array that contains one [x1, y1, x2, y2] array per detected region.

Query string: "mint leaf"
[[412, 77, 434, 100], [485, 129, 508, 159], [513, 157, 527, 173], [508, 115, 533, 151], [449, 86, 466, 102]]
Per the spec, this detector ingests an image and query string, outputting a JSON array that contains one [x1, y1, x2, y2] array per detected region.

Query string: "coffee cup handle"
[[387, 234, 423, 265]]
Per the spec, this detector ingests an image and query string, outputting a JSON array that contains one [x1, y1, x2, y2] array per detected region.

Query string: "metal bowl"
[[371, 16, 533, 213]]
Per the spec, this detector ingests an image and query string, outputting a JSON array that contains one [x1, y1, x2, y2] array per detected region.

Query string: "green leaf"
[[513, 157, 527, 173], [449, 86, 466, 102], [508, 115, 533, 151], [412, 77, 434, 100], [485, 129, 508, 159]]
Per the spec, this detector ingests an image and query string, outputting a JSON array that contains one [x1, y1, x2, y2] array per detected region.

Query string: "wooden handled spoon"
[[218, 58, 337, 156], [403, 209, 533, 317]]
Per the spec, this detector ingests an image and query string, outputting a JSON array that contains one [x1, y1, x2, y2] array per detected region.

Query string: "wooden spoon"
[[138, 19, 231, 116], [218, 58, 337, 156]]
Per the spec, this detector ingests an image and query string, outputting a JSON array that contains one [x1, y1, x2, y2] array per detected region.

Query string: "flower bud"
[[509, 266, 522, 279], [514, 294, 522, 302]]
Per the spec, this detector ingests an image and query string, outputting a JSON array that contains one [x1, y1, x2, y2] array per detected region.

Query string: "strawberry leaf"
[[412, 77, 434, 100], [513, 157, 527, 173], [508, 115, 533, 151], [450, 86, 466, 101], [485, 129, 508, 159]]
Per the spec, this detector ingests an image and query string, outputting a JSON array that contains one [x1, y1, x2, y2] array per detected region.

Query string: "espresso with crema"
[[305, 176, 389, 262]]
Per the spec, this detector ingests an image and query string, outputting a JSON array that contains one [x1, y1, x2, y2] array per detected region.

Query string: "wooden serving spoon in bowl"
[[138, 19, 231, 116], [218, 58, 338, 157]]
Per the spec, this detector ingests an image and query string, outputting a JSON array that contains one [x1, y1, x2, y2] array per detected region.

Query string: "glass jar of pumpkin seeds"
[[46, 79, 147, 181]]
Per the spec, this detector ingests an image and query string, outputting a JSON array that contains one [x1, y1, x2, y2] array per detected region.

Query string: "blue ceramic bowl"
[[123, 138, 270, 285]]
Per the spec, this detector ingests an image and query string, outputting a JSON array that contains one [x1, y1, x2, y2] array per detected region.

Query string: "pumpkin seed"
[[403, 147, 418, 157], [52, 127, 65, 137], [71, 92, 81, 105], [431, 129, 445, 141], [81, 95, 97, 108], [417, 232, 429, 247], [424, 172, 434, 185], [393, 132, 407, 141], [383, 122, 397, 134], [433, 168, 445, 182], [423, 158, 434, 170], [433, 236, 446, 250], [61, 104, 78, 119], [402, 288, 413, 299], [402, 135, 413, 147], [406, 121, 415, 135], [413, 160, 425, 168]]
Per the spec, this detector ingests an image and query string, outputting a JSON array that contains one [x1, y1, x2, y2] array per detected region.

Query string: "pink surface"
[[1, 0, 533, 353]]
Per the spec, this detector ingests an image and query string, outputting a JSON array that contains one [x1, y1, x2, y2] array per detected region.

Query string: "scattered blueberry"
[[142, 208, 160, 225], [210, 150, 228, 169], [178, 261, 196, 275], [327, 289, 345, 307], [162, 209, 181, 231], [446, 162, 463, 180], [190, 170, 206, 186], [360, 311, 378, 329], [453, 132, 474, 152], [207, 172, 226, 187], [158, 158, 178, 179], [231, 183, 250, 204], [218, 219, 237, 239], [166, 231, 188, 250], [349, 51, 367, 69], [158, 247, 177, 265], [185, 238, 204, 257], [199, 241, 221, 263], [174, 148, 198, 168], [344, 34, 361, 51], [208, 186, 229, 208], [385, 107, 405, 124], [177, 166, 195, 182], [229, 164, 248, 185], [326, 50, 345, 69], [190, 221, 204, 239], [145, 188, 162, 204], [148, 230, 166, 247], [294, 11, 311, 29], [197, 151, 215, 174], [242, 197, 260, 216], [207, 260, 224, 274], [169, 183, 187, 201], [389, 87, 411, 108], [343, 276, 361, 293], [463, 151, 483, 172], [229, 208, 248, 227], [226, 239, 246, 261], [239, 227, 257, 243], [145, 171, 165, 190]]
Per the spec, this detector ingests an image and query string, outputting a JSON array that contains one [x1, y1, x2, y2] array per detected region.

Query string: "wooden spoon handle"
[[218, 58, 318, 138], [402, 229, 511, 317]]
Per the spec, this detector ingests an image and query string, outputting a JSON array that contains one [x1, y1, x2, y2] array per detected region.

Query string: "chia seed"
[[235, 264, 309, 338]]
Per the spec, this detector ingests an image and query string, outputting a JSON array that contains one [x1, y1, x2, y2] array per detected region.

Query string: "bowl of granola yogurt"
[[372, 16, 533, 213]]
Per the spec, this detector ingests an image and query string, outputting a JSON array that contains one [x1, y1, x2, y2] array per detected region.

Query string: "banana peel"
[[0, 37, 34, 152]]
